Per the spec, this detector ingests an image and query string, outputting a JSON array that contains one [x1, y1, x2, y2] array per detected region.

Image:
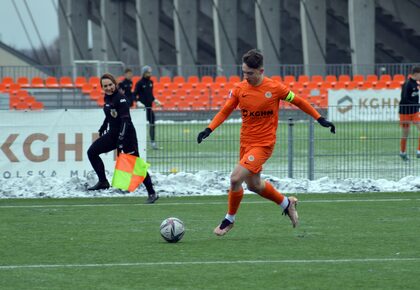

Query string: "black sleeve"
[[117, 94, 132, 143], [134, 81, 142, 102]]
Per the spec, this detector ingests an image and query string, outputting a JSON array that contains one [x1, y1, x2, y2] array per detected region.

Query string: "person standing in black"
[[398, 66, 420, 160], [119, 68, 135, 106], [87, 73, 159, 204], [134, 65, 162, 150]]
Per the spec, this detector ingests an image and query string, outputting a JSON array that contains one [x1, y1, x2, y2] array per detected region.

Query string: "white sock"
[[280, 197, 289, 210], [225, 214, 235, 223]]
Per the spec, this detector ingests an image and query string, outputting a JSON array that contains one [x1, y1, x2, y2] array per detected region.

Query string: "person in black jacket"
[[87, 73, 159, 204], [134, 65, 162, 150], [398, 66, 420, 160], [119, 68, 135, 106]]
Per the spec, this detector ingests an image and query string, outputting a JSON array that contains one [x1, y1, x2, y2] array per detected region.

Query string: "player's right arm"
[[197, 88, 240, 143]]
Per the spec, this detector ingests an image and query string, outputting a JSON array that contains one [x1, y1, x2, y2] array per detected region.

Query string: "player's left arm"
[[284, 90, 336, 134]]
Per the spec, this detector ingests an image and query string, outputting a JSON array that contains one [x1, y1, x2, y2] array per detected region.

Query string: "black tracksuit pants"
[[87, 130, 155, 195]]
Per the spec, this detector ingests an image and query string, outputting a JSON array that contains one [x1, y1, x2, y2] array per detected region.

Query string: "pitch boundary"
[[0, 198, 419, 209], [1, 257, 419, 270]]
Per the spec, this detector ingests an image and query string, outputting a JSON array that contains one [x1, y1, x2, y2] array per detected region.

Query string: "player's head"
[[124, 68, 133, 80], [142, 65, 152, 79], [411, 66, 420, 81], [242, 49, 264, 86], [100, 73, 118, 95]]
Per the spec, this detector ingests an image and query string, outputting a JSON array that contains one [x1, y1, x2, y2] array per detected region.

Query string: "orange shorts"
[[239, 145, 274, 174], [399, 113, 420, 127]]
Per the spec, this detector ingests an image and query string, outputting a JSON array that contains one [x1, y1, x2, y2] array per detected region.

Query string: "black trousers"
[[87, 131, 155, 195], [146, 107, 156, 142]]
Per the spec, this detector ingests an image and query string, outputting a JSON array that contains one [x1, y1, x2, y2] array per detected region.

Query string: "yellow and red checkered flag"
[[111, 153, 150, 192]]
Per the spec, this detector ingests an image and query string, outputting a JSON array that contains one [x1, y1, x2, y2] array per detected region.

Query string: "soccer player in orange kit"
[[197, 49, 336, 236]]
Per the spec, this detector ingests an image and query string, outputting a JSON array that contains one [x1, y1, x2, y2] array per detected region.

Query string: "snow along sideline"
[[0, 171, 419, 199]]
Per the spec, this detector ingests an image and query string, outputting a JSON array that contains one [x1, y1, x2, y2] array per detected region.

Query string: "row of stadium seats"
[[3, 74, 406, 110], [0, 74, 406, 90]]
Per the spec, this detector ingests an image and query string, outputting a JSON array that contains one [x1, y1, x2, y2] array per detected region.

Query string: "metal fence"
[[146, 106, 419, 180], [1, 63, 419, 80]]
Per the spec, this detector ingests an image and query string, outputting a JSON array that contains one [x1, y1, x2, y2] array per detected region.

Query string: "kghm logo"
[[337, 95, 353, 114], [241, 109, 274, 117]]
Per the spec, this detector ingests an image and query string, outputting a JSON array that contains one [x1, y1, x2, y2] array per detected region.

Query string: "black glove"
[[317, 117, 336, 134], [197, 128, 212, 144], [99, 122, 108, 137]]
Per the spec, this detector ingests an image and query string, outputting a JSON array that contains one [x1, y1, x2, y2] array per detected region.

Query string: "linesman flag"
[[112, 153, 150, 192]]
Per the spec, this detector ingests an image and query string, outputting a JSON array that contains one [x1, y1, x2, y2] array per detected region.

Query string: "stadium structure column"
[[136, 0, 159, 71], [173, 0, 197, 77], [100, 0, 123, 62], [300, 0, 326, 76], [255, 0, 281, 77], [58, 0, 89, 72], [348, 0, 375, 75], [212, 0, 238, 76]]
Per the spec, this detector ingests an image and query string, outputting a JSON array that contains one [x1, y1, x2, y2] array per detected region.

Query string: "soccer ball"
[[160, 217, 185, 243]]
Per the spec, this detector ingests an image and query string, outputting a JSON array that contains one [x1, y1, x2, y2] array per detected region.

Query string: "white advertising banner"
[[328, 89, 401, 122], [0, 109, 147, 179]]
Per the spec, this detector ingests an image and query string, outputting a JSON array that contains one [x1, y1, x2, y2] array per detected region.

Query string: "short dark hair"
[[124, 68, 132, 74], [242, 49, 263, 69], [412, 66, 420, 74]]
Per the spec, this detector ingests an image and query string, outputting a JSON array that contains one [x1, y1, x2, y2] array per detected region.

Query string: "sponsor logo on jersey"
[[241, 109, 273, 118], [120, 98, 127, 103], [248, 155, 255, 161], [265, 91, 272, 98]]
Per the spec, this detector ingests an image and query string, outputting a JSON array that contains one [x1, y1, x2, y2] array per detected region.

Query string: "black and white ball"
[[160, 217, 185, 243]]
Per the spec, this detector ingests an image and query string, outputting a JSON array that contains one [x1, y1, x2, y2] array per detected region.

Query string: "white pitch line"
[[0, 198, 419, 209], [0, 258, 419, 270]]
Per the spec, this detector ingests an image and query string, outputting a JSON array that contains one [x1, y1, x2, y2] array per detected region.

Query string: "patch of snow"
[[0, 171, 419, 199]]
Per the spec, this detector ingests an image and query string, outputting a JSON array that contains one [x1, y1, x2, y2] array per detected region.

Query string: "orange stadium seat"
[[297, 75, 310, 86], [46, 77, 59, 88], [360, 82, 373, 90], [338, 75, 351, 85], [325, 75, 337, 85], [388, 81, 402, 89], [132, 76, 141, 86], [29, 102, 44, 110], [173, 76, 185, 84], [15, 102, 29, 110], [201, 76, 213, 84], [2, 76, 14, 88], [215, 76, 227, 84], [311, 75, 324, 86], [90, 90, 102, 101], [31, 77, 45, 88], [353, 75, 364, 85], [393, 74, 405, 84], [17, 77, 30, 88], [9, 84, 21, 94], [374, 81, 387, 89], [271, 75, 282, 82], [82, 83, 93, 94], [150, 76, 158, 83], [379, 74, 392, 84], [59, 76, 74, 88], [283, 75, 296, 85], [16, 90, 29, 101], [228, 75, 241, 83], [187, 75, 199, 84], [159, 76, 171, 84], [366, 75, 378, 85], [89, 76, 101, 89], [75, 76, 87, 88]]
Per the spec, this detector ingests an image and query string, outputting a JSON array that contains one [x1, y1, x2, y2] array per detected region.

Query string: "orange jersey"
[[208, 76, 321, 147]]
